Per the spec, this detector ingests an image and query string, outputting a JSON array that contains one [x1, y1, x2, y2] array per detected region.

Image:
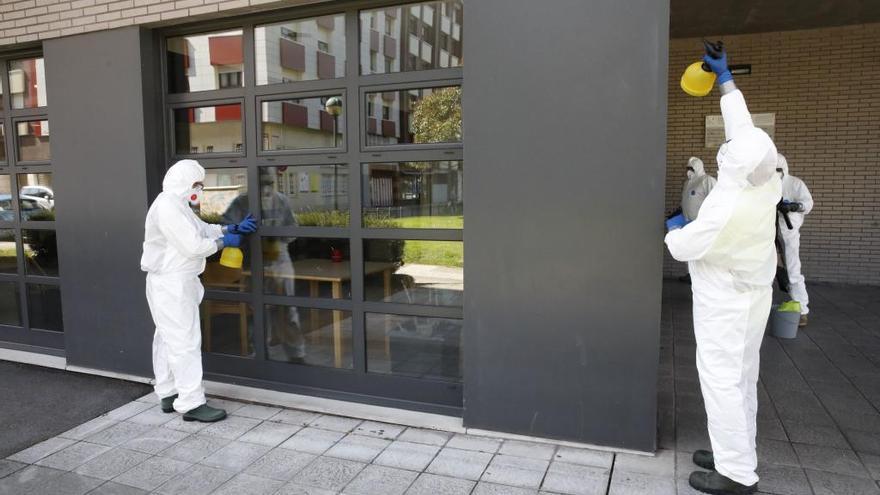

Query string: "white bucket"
[[770, 307, 800, 339]]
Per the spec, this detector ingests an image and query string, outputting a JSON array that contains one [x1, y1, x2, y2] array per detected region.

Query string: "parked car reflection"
[[0, 194, 54, 222]]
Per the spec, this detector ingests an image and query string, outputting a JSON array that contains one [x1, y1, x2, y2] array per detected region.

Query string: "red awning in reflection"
[[209, 35, 243, 66]]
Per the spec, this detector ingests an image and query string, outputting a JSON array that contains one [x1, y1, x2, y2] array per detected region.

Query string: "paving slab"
[[398, 427, 452, 446], [426, 447, 493, 481], [755, 464, 813, 495], [111, 456, 192, 492], [290, 456, 365, 492], [446, 434, 501, 453], [238, 421, 301, 447], [231, 404, 282, 421], [35, 442, 110, 471], [614, 449, 675, 477], [806, 469, 880, 495], [405, 473, 475, 495], [212, 473, 284, 495], [0, 465, 66, 495], [792, 443, 869, 478], [354, 421, 406, 440], [344, 464, 417, 495], [498, 440, 557, 461], [280, 427, 346, 455], [552, 446, 614, 468], [159, 434, 231, 463], [200, 441, 272, 472], [87, 481, 149, 495], [121, 426, 190, 455], [374, 440, 441, 472], [0, 460, 25, 479], [307, 415, 362, 433], [85, 422, 154, 448], [245, 448, 316, 481], [481, 454, 549, 489], [323, 434, 390, 463], [271, 409, 322, 426], [200, 415, 261, 441], [73, 448, 151, 481], [7, 436, 76, 464], [154, 463, 235, 495], [607, 470, 676, 495], [540, 461, 609, 495], [472, 481, 538, 495], [28, 470, 103, 495]]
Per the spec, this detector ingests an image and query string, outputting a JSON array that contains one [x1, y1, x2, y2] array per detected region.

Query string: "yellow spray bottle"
[[219, 246, 244, 269], [680, 40, 724, 97]]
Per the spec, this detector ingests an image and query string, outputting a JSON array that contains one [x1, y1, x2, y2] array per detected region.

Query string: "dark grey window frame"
[[160, 0, 463, 415], [0, 49, 63, 351]]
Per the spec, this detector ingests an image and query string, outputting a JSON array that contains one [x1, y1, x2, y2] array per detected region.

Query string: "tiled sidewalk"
[[0, 394, 630, 495], [2, 281, 880, 494]]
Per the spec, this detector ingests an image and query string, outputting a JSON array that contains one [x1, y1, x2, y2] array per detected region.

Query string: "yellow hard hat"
[[680, 61, 716, 97]]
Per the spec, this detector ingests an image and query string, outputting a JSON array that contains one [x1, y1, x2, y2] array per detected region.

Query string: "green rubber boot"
[[183, 404, 227, 423], [693, 450, 715, 470], [689, 471, 757, 495], [161, 394, 178, 414]]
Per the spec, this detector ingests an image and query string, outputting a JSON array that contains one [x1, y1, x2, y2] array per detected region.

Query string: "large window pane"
[[17, 120, 50, 162], [174, 104, 243, 155], [9, 57, 48, 109], [363, 161, 462, 228], [259, 165, 349, 226], [27, 284, 62, 332], [23, 229, 58, 277], [0, 230, 17, 274], [261, 96, 344, 151], [360, 1, 463, 75], [265, 304, 352, 369], [18, 173, 54, 221], [0, 175, 13, 222], [365, 86, 460, 146], [263, 237, 351, 300], [201, 299, 254, 357], [256, 15, 346, 85], [199, 168, 251, 292], [364, 239, 462, 307], [167, 30, 244, 93], [366, 313, 461, 382], [0, 282, 21, 326]]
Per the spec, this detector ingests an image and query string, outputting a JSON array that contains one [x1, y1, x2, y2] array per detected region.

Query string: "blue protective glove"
[[222, 232, 242, 248], [228, 214, 257, 235], [703, 51, 732, 85], [665, 213, 688, 232]]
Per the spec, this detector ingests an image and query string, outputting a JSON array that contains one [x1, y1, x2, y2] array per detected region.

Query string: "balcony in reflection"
[[365, 86, 461, 147]]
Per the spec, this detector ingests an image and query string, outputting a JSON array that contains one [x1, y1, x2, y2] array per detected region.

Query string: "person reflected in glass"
[[224, 167, 304, 363]]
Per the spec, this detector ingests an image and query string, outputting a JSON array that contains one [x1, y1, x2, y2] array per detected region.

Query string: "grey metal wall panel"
[[461, 0, 669, 451], [45, 27, 158, 376]]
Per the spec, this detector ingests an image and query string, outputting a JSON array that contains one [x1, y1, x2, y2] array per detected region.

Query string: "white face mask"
[[686, 170, 695, 179]]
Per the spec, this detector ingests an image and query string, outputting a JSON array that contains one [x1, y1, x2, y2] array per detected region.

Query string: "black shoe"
[[183, 404, 227, 423], [161, 394, 178, 413], [693, 449, 715, 470], [689, 470, 757, 495]]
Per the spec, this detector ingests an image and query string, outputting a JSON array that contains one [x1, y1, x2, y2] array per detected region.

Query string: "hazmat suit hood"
[[777, 153, 789, 176], [163, 159, 206, 198], [718, 97, 777, 188], [688, 157, 705, 177]]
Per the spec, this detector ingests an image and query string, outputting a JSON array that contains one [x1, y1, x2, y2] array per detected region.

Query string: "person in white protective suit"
[[682, 157, 717, 222], [678, 157, 718, 283], [665, 47, 781, 495], [775, 154, 814, 327], [141, 159, 257, 422]]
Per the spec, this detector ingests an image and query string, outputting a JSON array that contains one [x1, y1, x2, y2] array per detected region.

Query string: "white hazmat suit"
[[682, 157, 717, 222], [777, 154, 813, 315], [141, 160, 224, 413], [665, 89, 781, 486]]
